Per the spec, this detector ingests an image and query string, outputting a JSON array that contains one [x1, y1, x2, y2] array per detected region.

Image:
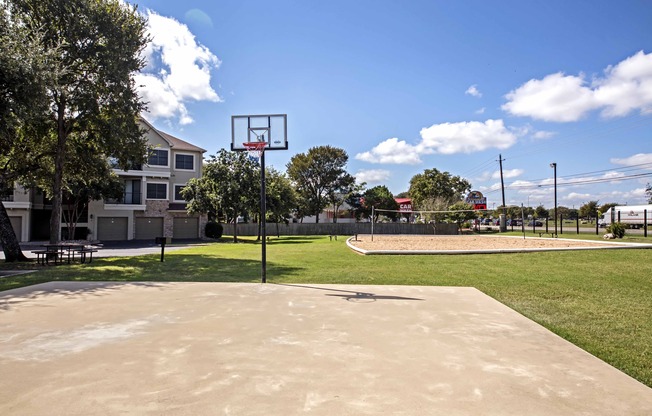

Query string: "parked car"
[[528, 220, 544, 227], [510, 219, 523, 226]]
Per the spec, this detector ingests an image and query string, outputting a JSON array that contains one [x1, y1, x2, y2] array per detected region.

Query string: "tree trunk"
[[50, 101, 67, 244], [0, 202, 29, 262]]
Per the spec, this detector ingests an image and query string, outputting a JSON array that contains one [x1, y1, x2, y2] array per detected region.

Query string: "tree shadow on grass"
[[0, 253, 304, 296], [265, 236, 328, 245], [219, 236, 327, 245]]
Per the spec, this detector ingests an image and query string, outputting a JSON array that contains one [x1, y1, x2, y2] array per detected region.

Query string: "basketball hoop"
[[243, 141, 267, 160]]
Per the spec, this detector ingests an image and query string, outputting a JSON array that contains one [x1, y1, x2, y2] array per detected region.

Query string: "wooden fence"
[[222, 222, 459, 236]]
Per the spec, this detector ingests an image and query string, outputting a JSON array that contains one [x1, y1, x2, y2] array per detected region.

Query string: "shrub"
[[607, 222, 626, 238], [205, 222, 223, 239]]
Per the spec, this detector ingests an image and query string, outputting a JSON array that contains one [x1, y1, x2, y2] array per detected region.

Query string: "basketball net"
[[243, 141, 267, 160]]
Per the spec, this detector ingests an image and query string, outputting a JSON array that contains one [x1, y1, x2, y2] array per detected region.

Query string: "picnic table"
[[32, 243, 100, 265]]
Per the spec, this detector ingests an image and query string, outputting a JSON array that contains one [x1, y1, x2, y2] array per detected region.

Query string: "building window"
[[175, 154, 194, 170], [0, 183, 14, 201], [174, 185, 186, 201], [148, 149, 168, 166], [146, 183, 167, 200]]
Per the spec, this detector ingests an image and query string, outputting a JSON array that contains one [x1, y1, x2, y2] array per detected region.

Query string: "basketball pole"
[[261, 144, 267, 284]]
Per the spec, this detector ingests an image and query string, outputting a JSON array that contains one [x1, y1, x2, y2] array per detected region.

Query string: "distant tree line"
[[180, 145, 479, 241]]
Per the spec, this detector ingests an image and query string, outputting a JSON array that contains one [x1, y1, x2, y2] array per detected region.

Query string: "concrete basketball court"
[[1, 282, 651, 415]]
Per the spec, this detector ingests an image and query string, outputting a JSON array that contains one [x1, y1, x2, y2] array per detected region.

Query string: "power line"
[[508, 171, 652, 190], [501, 161, 652, 185]]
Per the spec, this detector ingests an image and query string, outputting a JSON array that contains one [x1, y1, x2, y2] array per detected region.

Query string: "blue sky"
[[128, 0, 652, 209]]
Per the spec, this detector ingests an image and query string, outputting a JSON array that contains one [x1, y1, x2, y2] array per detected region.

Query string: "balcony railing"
[[109, 158, 143, 171], [106, 192, 142, 205], [0, 194, 14, 202]]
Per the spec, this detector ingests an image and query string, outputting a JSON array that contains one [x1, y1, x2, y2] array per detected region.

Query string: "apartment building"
[[3, 118, 208, 241]]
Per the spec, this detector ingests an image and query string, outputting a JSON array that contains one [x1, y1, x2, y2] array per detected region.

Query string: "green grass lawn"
[[1, 235, 651, 387]]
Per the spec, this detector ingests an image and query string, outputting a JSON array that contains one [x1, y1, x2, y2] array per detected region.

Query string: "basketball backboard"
[[231, 114, 288, 151]]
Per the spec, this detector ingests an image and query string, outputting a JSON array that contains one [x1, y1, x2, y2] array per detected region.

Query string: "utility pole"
[[498, 154, 507, 232]]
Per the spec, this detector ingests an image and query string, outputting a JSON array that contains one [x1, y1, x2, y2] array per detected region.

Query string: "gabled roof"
[[140, 117, 207, 153], [157, 130, 207, 153]]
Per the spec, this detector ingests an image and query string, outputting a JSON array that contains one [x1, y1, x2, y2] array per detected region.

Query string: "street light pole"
[[550, 162, 557, 237]]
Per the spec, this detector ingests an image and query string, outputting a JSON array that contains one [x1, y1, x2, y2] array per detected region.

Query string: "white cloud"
[[623, 187, 648, 199], [491, 168, 524, 180], [355, 169, 391, 185], [594, 51, 652, 117], [604, 188, 647, 203], [602, 171, 626, 182], [509, 180, 535, 189], [502, 72, 596, 121], [502, 51, 652, 122], [465, 85, 482, 97], [355, 138, 423, 165], [475, 107, 486, 114], [610, 153, 652, 167], [356, 119, 519, 165], [566, 192, 592, 200], [478, 182, 502, 193], [137, 10, 221, 125], [419, 119, 517, 154], [533, 130, 556, 140]]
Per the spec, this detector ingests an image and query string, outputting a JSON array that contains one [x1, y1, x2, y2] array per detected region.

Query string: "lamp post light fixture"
[[550, 162, 557, 237]]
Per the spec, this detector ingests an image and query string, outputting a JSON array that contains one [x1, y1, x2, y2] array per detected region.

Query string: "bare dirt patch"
[[349, 234, 618, 253]]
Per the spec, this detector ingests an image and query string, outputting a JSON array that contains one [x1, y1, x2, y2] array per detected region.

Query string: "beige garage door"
[[135, 217, 164, 240], [173, 217, 199, 239], [97, 217, 128, 241], [9, 216, 22, 242]]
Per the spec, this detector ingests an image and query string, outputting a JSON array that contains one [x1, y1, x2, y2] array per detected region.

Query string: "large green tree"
[[286, 146, 355, 223], [6, 0, 149, 245], [599, 202, 619, 215], [579, 201, 599, 220], [535, 205, 548, 219], [408, 168, 471, 210], [264, 168, 297, 237], [0, 0, 52, 261], [59, 146, 125, 240], [360, 185, 399, 222], [446, 202, 477, 232], [329, 179, 363, 223], [548, 205, 572, 222], [182, 150, 259, 243]]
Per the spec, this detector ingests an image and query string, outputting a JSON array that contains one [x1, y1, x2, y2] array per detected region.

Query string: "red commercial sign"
[[465, 191, 487, 211], [395, 198, 412, 212]]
